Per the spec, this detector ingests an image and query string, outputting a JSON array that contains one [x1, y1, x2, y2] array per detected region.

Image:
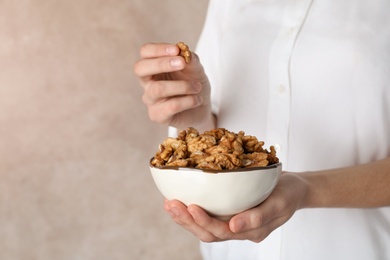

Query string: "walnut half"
[[177, 42, 191, 63]]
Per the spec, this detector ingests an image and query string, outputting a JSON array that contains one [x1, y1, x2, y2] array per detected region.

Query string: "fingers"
[[140, 42, 179, 59], [134, 43, 185, 78], [164, 200, 285, 243], [164, 200, 218, 242], [227, 192, 292, 242], [141, 80, 204, 125], [148, 96, 203, 125], [142, 80, 202, 106], [229, 211, 287, 243], [186, 205, 272, 242], [138, 42, 199, 66], [229, 207, 271, 234], [187, 205, 234, 241], [134, 55, 186, 78], [146, 94, 203, 125]]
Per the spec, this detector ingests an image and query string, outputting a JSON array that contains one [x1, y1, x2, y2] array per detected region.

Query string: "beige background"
[[0, 1, 208, 259]]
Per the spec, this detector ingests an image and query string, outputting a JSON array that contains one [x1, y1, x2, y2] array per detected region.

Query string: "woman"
[[134, 0, 390, 259]]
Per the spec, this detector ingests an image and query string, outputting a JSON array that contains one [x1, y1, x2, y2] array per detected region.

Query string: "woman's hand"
[[134, 42, 214, 131], [164, 173, 309, 243]]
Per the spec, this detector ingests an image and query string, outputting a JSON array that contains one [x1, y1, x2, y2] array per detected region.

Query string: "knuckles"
[[148, 81, 165, 100], [139, 42, 154, 57]]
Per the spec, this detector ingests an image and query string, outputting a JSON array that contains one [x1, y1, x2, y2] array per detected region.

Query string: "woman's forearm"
[[298, 157, 390, 209]]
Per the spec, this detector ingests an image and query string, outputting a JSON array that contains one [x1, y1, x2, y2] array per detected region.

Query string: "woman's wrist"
[[295, 171, 327, 209]]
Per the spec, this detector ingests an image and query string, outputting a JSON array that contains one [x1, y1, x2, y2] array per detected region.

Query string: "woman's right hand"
[[133, 42, 214, 131]]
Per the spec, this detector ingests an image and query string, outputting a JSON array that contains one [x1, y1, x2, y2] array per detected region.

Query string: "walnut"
[[242, 152, 269, 168], [154, 138, 187, 164], [177, 127, 199, 141], [218, 132, 244, 155], [214, 153, 242, 169], [196, 161, 222, 171], [205, 144, 230, 155], [157, 144, 173, 161], [151, 156, 165, 168], [242, 135, 265, 153], [203, 128, 229, 140], [187, 135, 217, 154], [267, 146, 280, 165], [193, 155, 219, 171], [177, 42, 191, 63], [166, 159, 188, 167]]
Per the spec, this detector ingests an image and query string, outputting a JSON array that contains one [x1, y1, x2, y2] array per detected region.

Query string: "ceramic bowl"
[[149, 160, 282, 220]]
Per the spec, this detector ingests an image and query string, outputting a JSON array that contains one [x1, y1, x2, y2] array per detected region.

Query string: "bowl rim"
[[150, 157, 282, 173]]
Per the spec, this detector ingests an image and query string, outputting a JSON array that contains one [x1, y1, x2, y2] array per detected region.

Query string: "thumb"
[[183, 51, 209, 82]]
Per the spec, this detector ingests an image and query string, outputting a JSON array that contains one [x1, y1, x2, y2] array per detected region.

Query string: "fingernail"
[[232, 218, 244, 232], [170, 58, 182, 68], [166, 45, 177, 55]]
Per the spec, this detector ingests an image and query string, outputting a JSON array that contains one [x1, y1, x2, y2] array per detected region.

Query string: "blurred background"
[[0, 0, 208, 259]]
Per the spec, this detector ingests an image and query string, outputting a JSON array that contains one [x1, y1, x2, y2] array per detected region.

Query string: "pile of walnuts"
[[151, 127, 279, 171]]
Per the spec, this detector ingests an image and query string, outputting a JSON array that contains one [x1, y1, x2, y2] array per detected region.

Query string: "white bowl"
[[150, 161, 282, 221]]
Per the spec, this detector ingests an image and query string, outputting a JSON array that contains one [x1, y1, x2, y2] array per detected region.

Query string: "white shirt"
[[193, 0, 390, 259]]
